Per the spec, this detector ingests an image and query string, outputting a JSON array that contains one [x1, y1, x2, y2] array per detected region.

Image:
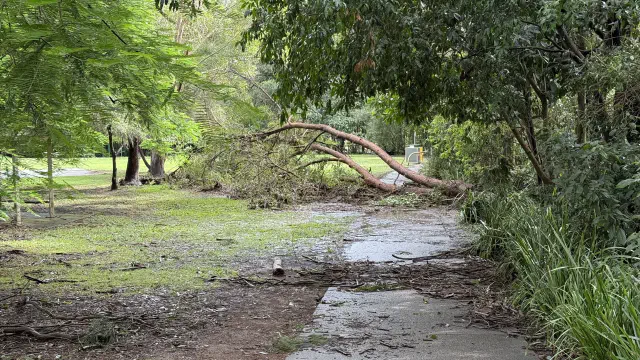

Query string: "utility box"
[[405, 145, 423, 164]]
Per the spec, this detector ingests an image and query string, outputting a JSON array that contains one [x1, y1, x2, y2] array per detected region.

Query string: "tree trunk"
[[309, 143, 397, 192], [252, 121, 471, 195], [108, 125, 118, 190], [12, 155, 21, 226], [593, 91, 610, 142], [138, 148, 151, 171], [47, 137, 55, 218], [523, 88, 542, 184], [123, 136, 141, 186], [576, 92, 586, 143], [507, 122, 554, 185], [150, 151, 166, 178]]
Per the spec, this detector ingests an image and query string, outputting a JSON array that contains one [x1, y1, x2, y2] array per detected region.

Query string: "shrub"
[[466, 192, 640, 359]]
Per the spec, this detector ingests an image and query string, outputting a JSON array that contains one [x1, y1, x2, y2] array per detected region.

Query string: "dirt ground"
[[0, 190, 540, 360], [1, 283, 323, 359]]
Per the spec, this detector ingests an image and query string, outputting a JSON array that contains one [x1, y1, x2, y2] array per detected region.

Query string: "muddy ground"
[[1, 199, 541, 360]]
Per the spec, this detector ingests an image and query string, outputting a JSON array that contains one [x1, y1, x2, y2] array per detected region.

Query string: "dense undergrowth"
[[465, 192, 640, 358]]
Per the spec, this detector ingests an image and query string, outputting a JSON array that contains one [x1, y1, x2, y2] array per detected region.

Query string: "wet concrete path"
[[378, 164, 423, 187], [288, 204, 536, 360]]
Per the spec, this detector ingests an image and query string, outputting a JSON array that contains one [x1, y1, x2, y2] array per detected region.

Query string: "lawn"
[[0, 154, 395, 294], [347, 154, 405, 177], [8, 154, 403, 190], [0, 185, 351, 294]]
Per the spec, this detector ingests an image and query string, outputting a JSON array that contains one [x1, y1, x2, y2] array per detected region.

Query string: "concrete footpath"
[[287, 168, 536, 359]]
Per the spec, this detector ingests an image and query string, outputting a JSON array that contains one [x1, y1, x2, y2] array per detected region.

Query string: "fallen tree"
[[250, 120, 471, 196]]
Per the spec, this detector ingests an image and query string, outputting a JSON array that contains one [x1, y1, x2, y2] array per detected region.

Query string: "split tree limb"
[[250, 121, 471, 195], [138, 148, 151, 171]]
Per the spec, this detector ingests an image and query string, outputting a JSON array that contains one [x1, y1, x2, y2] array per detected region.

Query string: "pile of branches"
[[0, 296, 157, 346], [177, 119, 472, 207]]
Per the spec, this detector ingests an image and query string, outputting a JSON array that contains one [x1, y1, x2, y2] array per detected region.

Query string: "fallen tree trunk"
[[252, 121, 471, 195], [309, 144, 397, 192]]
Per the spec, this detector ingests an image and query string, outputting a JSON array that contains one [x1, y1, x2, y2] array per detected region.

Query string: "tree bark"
[[12, 155, 21, 226], [309, 143, 397, 192], [108, 125, 118, 190], [576, 92, 587, 143], [150, 151, 166, 178], [527, 74, 549, 129], [123, 136, 141, 186], [507, 122, 554, 185], [47, 137, 55, 218], [252, 121, 471, 195], [523, 87, 542, 184], [138, 148, 151, 171]]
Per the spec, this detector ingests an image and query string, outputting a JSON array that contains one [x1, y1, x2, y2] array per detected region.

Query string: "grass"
[[17, 156, 182, 173], [9, 154, 402, 192], [0, 185, 352, 294], [0, 154, 394, 293], [470, 192, 640, 359], [271, 335, 303, 353], [344, 154, 405, 177]]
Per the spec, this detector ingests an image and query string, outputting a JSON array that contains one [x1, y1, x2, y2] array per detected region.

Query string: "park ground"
[[0, 156, 533, 359]]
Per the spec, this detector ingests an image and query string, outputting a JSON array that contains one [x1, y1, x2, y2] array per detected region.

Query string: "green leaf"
[[25, 0, 58, 5]]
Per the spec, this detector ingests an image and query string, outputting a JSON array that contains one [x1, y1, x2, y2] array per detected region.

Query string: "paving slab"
[[288, 206, 534, 360], [287, 289, 536, 360], [343, 209, 465, 262], [0, 168, 98, 179], [379, 164, 423, 186]]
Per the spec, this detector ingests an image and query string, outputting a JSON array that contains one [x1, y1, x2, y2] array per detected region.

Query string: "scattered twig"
[[301, 254, 329, 264], [23, 274, 77, 284], [0, 326, 78, 340]]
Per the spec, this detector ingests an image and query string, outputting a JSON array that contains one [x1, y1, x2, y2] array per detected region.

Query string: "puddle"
[[287, 205, 535, 360], [343, 209, 465, 262]]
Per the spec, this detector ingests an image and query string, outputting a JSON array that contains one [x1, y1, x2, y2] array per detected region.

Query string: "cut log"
[[272, 258, 285, 276]]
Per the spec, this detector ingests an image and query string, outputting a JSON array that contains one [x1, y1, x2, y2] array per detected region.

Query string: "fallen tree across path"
[[249, 120, 472, 196]]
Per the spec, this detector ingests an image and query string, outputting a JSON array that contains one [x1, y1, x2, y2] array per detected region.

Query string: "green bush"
[[425, 117, 528, 186], [466, 192, 640, 359]]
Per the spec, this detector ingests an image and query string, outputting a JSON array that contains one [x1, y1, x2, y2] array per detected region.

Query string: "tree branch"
[[507, 122, 554, 185], [309, 144, 396, 192], [138, 148, 151, 170], [558, 25, 584, 63], [249, 120, 472, 195], [228, 67, 282, 112], [296, 158, 344, 170]]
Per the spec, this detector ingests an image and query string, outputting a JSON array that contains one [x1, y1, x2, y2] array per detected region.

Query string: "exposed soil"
[[0, 198, 543, 359], [1, 284, 323, 360], [0, 252, 540, 359]]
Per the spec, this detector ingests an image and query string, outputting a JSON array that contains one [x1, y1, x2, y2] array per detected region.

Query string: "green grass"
[[345, 154, 405, 177], [469, 192, 640, 359], [0, 185, 352, 294], [18, 156, 182, 173], [12, 155, 400, 192]]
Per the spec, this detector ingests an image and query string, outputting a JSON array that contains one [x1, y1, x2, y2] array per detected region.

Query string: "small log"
[[272, 258, 285, 276]]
